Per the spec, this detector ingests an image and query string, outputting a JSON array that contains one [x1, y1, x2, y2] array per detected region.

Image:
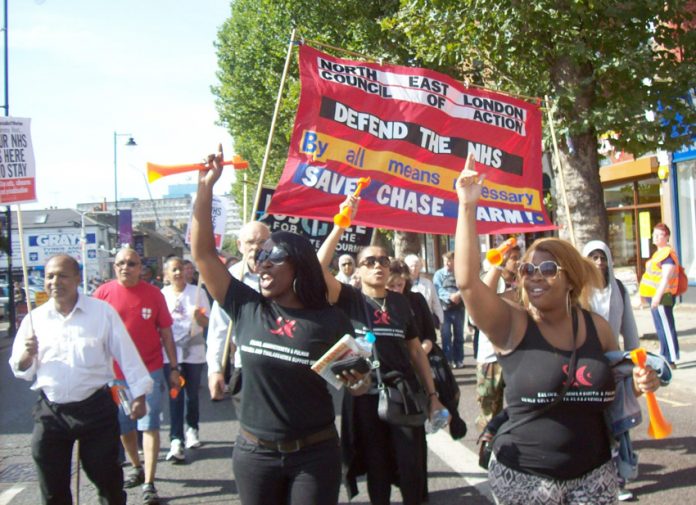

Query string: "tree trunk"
[[393, 231, 421, 259], [553, 134, 608, 250], [549, 56, 608, 250]]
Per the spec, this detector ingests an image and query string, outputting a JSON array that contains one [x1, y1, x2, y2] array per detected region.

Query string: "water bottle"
[[356, 331, 376, 354], [115, 386, 132, 416], [425, 408, 450, 434]]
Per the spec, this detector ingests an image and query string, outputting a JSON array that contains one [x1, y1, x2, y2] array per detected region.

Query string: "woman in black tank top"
[[453, 155, 661, 505]]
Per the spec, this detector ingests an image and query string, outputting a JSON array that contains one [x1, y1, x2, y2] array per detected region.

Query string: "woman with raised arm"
[[318, 196, 446, 505], [454, 154, 660, 505], [191, 146, 368, 505]]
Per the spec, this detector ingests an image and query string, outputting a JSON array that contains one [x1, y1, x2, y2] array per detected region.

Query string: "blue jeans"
[[164, 363, 203, 441], [116, 369, 165, 433], [441, 307, 464, 363], [233, 433, 341, 505], [649, 299, 680, 363]]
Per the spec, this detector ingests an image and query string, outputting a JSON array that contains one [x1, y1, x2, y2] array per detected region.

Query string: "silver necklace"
[[365, 294, 387, 313]]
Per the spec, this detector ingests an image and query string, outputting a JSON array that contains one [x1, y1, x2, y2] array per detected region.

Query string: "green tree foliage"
[[383, 0, 696, 244], [214, 0, 695, 246]]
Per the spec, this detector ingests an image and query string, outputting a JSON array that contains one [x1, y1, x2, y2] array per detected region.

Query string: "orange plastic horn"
[[486, 237, 517, 266], [169, 375, 186, 400], [630, 348, 672, 439], [146, 154, 249, 183], [333, 177, 371, 228]]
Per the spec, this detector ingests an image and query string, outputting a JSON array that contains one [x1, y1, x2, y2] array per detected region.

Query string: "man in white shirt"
[[9, 254, 153, 505], [206, 221, 270, 402], [405, 254, 444, 329]]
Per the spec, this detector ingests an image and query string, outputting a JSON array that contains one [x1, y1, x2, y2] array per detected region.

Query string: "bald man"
[[206, 221, 271, 401]]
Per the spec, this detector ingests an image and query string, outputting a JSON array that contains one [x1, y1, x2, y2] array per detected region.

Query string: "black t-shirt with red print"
[[223, 277, 354, 441], [336, 284, 418, 380]]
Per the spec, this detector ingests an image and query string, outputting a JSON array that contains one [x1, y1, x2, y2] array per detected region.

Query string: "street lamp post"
[[113, 132, 137, 214]]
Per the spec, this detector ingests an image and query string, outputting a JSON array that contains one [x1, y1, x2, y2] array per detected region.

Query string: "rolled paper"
[[629, 348, 672, 439], [486, 237, 517, 266], [333, 177, 371, 228], [147, 154, 249, 183]]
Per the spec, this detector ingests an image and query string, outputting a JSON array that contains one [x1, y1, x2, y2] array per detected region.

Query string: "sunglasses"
[[359, 255, 390, 268], [255, 246, 289, 265], [116, 260, 139, 268], [518, 261, 564, 279]]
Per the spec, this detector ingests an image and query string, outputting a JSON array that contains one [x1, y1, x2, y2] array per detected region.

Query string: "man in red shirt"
[[94, 248, 179, 505]]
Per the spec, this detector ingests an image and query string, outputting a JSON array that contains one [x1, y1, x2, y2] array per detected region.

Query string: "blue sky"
[[11, 0, 237, 209]]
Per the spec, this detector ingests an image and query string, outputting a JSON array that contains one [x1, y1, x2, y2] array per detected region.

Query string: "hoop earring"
[[293, 278, 298, 294], [566, 290, 572, 316]]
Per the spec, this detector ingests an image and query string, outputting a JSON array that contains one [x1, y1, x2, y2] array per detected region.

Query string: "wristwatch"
[[171, 365, 182, 373]]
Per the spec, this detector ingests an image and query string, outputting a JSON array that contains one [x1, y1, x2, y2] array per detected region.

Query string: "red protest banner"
[[267, 45, 554, 235]]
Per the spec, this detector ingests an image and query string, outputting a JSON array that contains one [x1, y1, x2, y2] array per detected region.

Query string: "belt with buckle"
[[240, 425, 337, 453]]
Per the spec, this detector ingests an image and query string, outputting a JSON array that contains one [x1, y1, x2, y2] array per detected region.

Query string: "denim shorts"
[[116, 368, 166, 433]]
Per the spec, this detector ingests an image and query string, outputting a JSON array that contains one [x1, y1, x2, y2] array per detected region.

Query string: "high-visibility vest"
[[639, 246, 679, 297]]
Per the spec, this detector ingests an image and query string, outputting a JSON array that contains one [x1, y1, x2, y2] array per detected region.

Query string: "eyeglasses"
[[340, 263, 353, 267], [518, 261, 563, 279], [116, 260, 139, 268], [255, 246, 289, 265], [359, 256, 390, 268]]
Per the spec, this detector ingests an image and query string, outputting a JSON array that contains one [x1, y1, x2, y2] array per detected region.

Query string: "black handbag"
[[364, 297, 428, 427], [478, 308, 580, 470], [375, 353, 428, 427]]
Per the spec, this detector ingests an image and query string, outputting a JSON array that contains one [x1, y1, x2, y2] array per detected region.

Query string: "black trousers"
[[232, 433, 341, 505], [32, 387, 126, 505], [353, 394, 424, 505]]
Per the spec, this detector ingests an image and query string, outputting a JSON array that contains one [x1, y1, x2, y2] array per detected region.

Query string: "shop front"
[[600, 156, 663, 291]]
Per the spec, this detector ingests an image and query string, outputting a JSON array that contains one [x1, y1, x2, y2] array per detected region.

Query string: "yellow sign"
[[34, 291, 49, 307]]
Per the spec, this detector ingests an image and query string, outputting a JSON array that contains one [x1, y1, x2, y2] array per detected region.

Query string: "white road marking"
[[0, 485, 25, 505], [657, 397, 690, 407], [427, 430, 493, 496]]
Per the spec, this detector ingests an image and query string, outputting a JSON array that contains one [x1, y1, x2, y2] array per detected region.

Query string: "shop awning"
[[600, 156, 658, 185]]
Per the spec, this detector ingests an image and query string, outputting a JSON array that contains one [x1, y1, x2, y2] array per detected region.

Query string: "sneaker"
[[618, 489, 634, 501], [123, 465, 144, 489], [141, 483, 160, 505], [455, 361, 464, 369], [185, 427, 201, 449], [165, 439, 185, 462]]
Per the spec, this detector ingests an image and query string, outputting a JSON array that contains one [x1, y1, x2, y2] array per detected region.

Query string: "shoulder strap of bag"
[[493, 307, 579, 440], [362, 295, 385, 388]]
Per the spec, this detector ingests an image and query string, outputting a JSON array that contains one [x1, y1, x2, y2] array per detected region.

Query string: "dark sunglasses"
[[359, 255, 390, 268], [116, 260, 139, 268], [518, 261, 563, 279], [255, 246, 289, 265]]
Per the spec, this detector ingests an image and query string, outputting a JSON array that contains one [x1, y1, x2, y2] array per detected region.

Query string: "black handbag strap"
[[493, 307, 580, 441], [362, 296, 386, 389]]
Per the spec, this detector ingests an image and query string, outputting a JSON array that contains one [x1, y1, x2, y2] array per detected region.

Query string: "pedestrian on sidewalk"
[[161, 256, 210, 463], [9, 254, 153, 505], [192, 146, 369, 505], [434, 251, 465, 368], [638, 223, 680, 367], [94, 248, 178, 505]]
